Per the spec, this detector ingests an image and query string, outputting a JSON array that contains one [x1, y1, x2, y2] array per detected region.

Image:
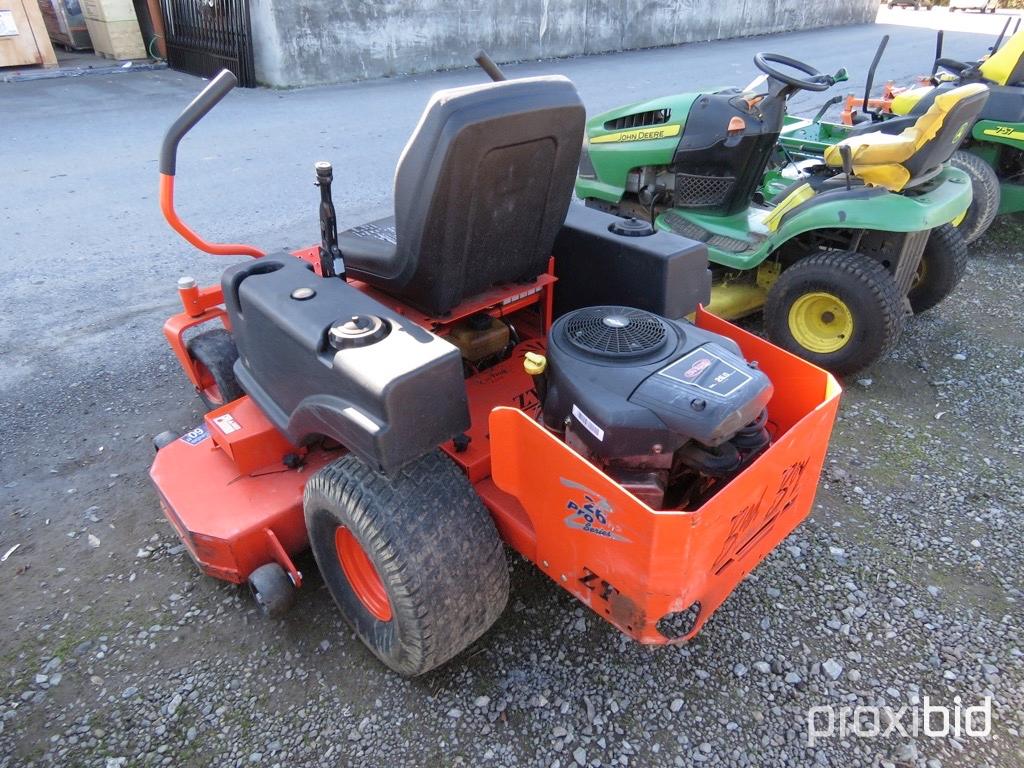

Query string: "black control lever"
[[839, 144, 853, 191], [992, 15, 1012, 54], [315, 161, 345, 279], [863, 35, 889, 120], [931, 31, 944, 77], [474, 49, 508, 82], [812, 95, 844, 124]]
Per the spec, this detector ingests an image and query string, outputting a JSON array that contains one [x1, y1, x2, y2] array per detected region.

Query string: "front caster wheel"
[[248, 562, 296, 619], [186, 328, 244, 411], [304, 450, 509, 677], [764, 250, 905, 377], [152, 430, 178, 451], [909, 224, 969, 315]]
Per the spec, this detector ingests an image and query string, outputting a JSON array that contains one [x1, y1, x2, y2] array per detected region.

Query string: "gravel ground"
[[2, 229, 1022, 767], [3, 22, 1024, 767]]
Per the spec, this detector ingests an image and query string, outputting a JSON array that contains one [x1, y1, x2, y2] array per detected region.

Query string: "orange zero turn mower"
[[150, 69, 841, 676]]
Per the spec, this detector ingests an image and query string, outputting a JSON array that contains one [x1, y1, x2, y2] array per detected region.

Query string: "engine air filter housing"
[[564, 306, 668, 359]]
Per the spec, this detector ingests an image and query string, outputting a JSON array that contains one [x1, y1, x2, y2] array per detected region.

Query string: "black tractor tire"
[[304, 450, 509, 677], [248, 562, 296, 619], [764, 250, 906, 377], [909, 224, 969, 315], [186, 328, 244, 411], [950, 150, 1001, 244]]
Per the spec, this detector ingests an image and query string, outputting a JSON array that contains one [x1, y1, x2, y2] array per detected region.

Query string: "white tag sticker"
[[571, 404, 605, 442], [212, 414, 241, 434], [0, 11, 18, 37]]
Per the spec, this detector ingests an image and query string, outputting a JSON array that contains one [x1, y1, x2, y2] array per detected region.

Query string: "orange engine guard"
[[484, 308, 840, 644]]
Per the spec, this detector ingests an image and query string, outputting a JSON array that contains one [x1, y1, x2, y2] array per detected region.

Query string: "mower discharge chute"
[[150, 68, 840, 676], [576, 52, 985, 376]]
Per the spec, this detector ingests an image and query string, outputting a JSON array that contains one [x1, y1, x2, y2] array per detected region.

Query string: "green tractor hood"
[[577, 93, 700, 203]]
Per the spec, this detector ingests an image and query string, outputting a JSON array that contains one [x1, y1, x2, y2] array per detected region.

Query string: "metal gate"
[[161, 0, 256, 87]]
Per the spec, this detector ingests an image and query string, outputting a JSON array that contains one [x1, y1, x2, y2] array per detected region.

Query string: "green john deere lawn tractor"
[[784, 27, 1024, 244], [575, 52, 986, 376]]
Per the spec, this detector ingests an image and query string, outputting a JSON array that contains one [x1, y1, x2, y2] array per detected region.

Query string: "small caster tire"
[[248, 563, 296, 619], [153, 430, 179, 451]]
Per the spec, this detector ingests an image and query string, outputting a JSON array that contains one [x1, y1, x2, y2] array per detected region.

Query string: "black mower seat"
[[337, 76, 586, 316], [824, 83, 989, 191]]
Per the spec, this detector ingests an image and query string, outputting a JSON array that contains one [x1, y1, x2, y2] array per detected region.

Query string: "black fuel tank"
[[222, 256, 469, 473]]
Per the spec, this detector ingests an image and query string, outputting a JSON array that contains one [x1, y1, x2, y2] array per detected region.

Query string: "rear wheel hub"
[[334, 526, 392, 622], [788, 292, 854, 354]]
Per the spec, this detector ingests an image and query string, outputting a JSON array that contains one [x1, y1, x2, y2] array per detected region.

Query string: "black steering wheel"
[[754, 53, 834, 92]]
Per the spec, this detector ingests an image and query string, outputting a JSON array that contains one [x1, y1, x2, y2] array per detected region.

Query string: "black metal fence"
[[161, 0, 257, 87]]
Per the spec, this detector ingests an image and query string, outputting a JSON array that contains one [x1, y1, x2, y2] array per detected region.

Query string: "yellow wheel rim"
[[951, 208, 967, 227], [788, 292, 854, 354]]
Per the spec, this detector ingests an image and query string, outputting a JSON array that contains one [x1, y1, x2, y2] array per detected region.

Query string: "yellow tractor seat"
[[979, 30, 1024, 87], [824, 83, 989, 192]]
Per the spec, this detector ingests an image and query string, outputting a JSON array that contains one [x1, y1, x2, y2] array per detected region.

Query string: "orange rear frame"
[[152, 251, 840, 645]]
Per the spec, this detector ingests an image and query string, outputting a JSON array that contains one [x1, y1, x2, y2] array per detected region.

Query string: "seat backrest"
[[352, 77, 585, 315], [825, 83, 988, 191], [901, 82, 989, 177], [980, 30, 1024, 86]]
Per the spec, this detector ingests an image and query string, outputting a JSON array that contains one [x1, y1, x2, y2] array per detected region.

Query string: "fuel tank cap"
[[608, 217, 655, 237], [329, 314, 389, 350]]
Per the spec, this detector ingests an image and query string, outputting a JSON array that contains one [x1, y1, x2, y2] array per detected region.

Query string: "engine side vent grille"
[[604, 109, 671, 131], [564, 307, 668, 358], [674, 172, 735, 207]]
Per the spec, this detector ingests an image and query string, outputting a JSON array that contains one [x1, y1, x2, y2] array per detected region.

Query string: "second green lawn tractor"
[[839, 28, 1024, 244], [575, 52, 987, 376]]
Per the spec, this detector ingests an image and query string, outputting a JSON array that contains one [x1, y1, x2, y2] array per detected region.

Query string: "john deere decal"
[[591, 124, 682, 144]]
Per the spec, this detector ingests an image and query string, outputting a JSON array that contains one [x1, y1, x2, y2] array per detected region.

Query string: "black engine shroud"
[[542, 306, 774, 460]]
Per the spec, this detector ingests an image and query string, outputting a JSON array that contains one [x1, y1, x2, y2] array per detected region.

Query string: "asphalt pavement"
[[1, 8, 1022, 768]]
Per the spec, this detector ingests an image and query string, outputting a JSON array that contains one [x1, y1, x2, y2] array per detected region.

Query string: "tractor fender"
[[771, 167, 973, 240], [972, 119, 1024, 150]]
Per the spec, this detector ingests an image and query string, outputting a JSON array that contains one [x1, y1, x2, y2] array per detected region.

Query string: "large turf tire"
[[950, 150, 1000, 245], [303, 450, 509, 677], [186, 328, 243, 410], [764, 250, 906, 377], [909, 223, 969, 315]]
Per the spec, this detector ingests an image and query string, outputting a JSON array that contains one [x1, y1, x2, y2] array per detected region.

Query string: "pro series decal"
[[591, 124, 681, 144], [561, 479, 630, 542]]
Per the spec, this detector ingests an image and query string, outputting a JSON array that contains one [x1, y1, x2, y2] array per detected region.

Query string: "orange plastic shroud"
[[152, 254, 840, 645]]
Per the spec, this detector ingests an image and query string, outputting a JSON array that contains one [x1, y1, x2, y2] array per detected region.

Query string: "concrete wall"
[[250, 0, 878, 88]]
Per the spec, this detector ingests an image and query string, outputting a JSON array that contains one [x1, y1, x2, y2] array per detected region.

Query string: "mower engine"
[[539, 306, 773, 509]]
